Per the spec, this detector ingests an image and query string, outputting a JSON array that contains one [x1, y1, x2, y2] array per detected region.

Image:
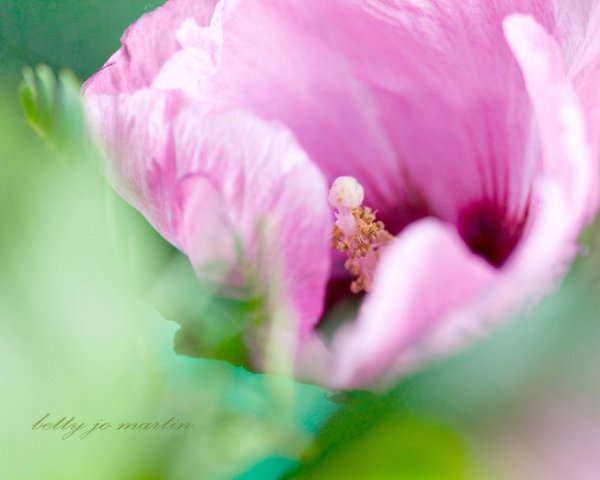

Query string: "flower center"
[[329, 177, 393, 294], [457, 200, 528, 268]]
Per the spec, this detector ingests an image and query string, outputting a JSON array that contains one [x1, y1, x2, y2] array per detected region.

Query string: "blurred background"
[[2, 2, 600, 479]]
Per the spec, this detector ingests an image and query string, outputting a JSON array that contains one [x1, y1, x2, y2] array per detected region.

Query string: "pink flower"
[[84, 0, 600, 389]]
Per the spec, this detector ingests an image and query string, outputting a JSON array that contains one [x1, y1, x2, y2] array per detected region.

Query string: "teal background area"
[[0, 0, 160, 83]]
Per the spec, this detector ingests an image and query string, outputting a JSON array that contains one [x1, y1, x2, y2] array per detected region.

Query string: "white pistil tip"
[[328, 176, 364, 209]]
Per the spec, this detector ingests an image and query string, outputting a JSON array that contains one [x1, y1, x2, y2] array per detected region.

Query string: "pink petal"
[[148, 0, 553, 234], [171, 105, 332, 336], [86, 89, 331, 339], [88, 0, 600, 253], [147, 0, 410, 230], [556, 1, 600, 163], [318, 15, 595, 389], [503, 14, 595, 274], [84, 0, 218, 95], [329, 219, 497, 389], [85, 90, 183, 246]]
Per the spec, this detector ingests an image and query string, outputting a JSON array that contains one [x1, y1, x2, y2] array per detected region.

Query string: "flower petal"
[[84, 0, 218, 95], [151, 0, 553, 234], [555, 1, 600, 163], [85, 89, 331, 341], [318, 15, 596, 390], [327, 219, 496, 389], [503, 14, 595, 276], [89, 0, 600, 250], [171, 105, 332, 337]]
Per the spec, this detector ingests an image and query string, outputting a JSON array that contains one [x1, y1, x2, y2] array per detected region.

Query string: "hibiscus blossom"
[[84, 0, 600, 389]]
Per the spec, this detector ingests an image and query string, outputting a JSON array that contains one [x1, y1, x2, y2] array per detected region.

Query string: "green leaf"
[[19, 64, 87, 155], [286, 403, 466, 480], [147, 254, 265, 369]]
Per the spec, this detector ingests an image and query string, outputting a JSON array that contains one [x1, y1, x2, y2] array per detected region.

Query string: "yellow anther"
[[329, 177, 393, 294]]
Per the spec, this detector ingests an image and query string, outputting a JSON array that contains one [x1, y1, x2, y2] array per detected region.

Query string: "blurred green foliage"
[[150, 256, 259, 368], [20, 65, 87, 154], [288, 409, 466, 479], [0, 2, 336, 469], [0, 69, 335, 478]]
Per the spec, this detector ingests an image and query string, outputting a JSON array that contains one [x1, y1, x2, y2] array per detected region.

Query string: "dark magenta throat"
[[457, 201, 528, 268]]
